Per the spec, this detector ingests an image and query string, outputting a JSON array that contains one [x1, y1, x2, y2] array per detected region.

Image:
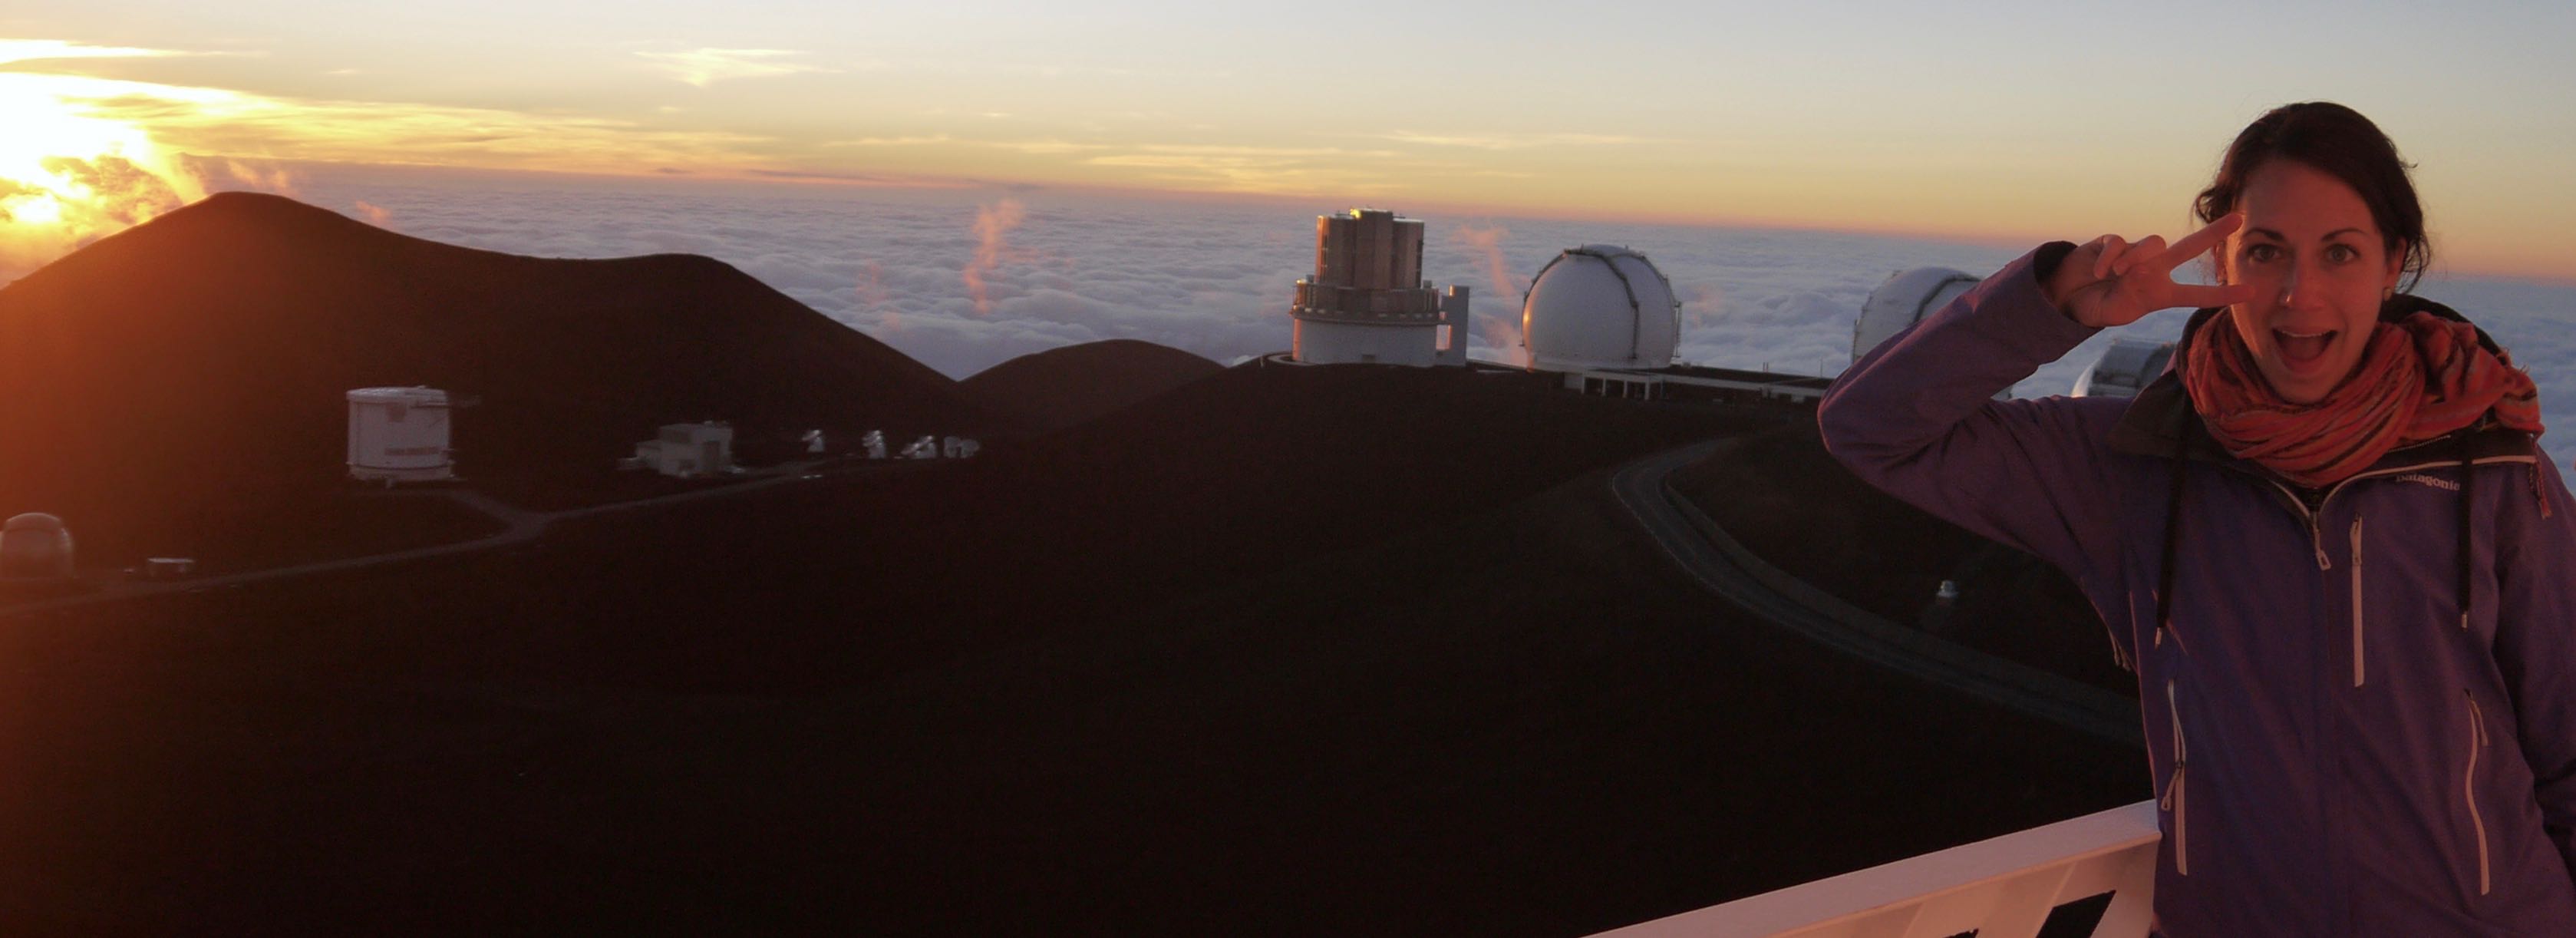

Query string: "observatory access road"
[[0, 457, 907, 622], [1608, 442, 2143, 748]]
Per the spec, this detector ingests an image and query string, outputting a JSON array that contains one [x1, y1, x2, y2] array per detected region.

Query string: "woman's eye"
[[2326, 244, 2360, 263], [2244, 244, 2281, 263]]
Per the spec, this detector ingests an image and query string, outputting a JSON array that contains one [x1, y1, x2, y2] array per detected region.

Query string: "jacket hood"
[[2106, 294, 2537, 467]]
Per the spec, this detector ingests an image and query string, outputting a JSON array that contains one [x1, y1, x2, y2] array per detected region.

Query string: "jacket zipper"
[[2241, 459, 2533, 686], [2162, 679, 2189, 876], [2250, 456, 2538, 569], [2465, 690, 2492, 896], [2256, 477, 2334, 570], [2350, 516, 2366, 687]]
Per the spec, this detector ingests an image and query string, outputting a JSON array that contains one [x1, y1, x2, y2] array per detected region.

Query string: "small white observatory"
[[1, 513, 74, 580], [633, 422, 734, 477], [347, 387, 456, 484], [1852, 267, 1981, 362], [1289, 208, 1471, 367], [1520, 245, 1681, 372], [2072, 339, 2177, 398]]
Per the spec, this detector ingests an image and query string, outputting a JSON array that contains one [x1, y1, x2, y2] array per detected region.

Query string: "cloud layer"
[[634, 48, 837, 88], [178, 164, 2576, 468]]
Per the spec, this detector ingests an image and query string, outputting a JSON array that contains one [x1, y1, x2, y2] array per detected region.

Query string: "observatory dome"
[[1521, 245, 1680, 372], [1, 513, 74, 580], [1853, 267, 1981, 362], [2072, 338, 2176, 398]]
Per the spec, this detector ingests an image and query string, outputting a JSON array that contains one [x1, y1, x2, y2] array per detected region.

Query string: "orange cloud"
[[215, 157, 302, 197], [961, 198, 1024, 315], [1450, 222, 1525, 299], [635, 48, 834, 88]]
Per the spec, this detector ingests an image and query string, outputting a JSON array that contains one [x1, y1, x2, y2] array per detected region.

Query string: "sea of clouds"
[[137, 165, 2576, 467]]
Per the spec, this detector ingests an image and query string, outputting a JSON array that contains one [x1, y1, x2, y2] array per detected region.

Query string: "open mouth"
[[2273, 329, 2337, 372]]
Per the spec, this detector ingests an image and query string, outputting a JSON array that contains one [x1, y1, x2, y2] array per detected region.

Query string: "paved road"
[[1610, 441, 2144, 748], [0, 457, 912, 621]]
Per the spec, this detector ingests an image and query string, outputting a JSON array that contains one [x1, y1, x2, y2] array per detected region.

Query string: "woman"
[[1819, 101, 2576, 935]]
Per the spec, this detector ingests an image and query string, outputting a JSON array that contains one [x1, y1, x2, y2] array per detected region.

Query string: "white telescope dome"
[[1854, 267, 1981, 362], [1, 512, 74, 580], [2072, 338, 2177, 398], [1520, 245, 1679, 372]]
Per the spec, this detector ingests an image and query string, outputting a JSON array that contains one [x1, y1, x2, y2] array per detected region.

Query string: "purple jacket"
[[1819, 246, 2576, 936]]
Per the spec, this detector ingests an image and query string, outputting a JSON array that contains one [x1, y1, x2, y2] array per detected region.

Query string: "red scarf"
[[2182, 308, 2544, 487]]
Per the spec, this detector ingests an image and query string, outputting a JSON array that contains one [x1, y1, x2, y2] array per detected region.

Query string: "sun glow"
[[0, 73, 203, 278]]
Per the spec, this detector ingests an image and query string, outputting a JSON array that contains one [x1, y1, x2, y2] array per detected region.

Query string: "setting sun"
[[0, 73, 200, 271]]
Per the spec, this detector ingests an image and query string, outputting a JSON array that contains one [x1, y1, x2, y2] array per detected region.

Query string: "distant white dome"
[[1, 513, 74, 580], [2072, 338, 2176, 398], [1854, 267, 1981, 362], [1521, 245, 1680, 372]]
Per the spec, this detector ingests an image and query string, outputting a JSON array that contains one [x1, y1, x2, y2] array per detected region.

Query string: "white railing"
[[1591, 801, 2160, 938]]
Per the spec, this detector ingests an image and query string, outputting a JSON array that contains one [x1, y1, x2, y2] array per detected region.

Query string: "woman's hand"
[[2047, 213, 2259, 328]]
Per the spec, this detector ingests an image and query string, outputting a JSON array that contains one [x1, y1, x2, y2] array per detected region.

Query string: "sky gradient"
[[3, 2, 2573, 279]]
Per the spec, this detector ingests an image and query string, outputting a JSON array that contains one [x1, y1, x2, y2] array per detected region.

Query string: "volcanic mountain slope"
[[2, 362, 2146, 934], [0, 192, 990, 560], [961, 338, 1225, 433]]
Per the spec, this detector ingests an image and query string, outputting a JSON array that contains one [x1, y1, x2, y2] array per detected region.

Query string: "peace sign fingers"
[[2142, 212, 2242, 281], [2106, 235, 2166, 279], [2126, 213, 2251, 311], [2050, 213, 2255, 327]]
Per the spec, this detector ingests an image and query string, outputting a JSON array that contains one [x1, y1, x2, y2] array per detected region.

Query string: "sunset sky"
[[5, 2, 2573, 280]]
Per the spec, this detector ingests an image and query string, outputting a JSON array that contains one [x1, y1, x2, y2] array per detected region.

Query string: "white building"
[[1507, 243, 1836, 406], [1289, 208, 1471, 367], [1853, 267, 1981, 362], [346, 387, 456, 484], [2073, 339, 2177, 398], [1, 513, 74, 580], [633, 422, 733, 477], [1521, 245, 1681, 374]]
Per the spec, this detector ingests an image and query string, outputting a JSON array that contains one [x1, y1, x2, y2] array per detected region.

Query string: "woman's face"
[[2220, 159, 2406, 404]]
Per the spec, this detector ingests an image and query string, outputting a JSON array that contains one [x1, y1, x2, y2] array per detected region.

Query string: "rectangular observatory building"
[[1289, 209, 1470, 367]]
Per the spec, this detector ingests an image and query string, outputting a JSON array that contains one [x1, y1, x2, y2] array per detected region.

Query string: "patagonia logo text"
[[2396, 473, 2460, 491]]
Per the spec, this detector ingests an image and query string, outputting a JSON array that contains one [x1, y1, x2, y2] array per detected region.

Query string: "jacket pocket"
[[2464, 690, 2492, 897], [2162, 679, 2190, 877]]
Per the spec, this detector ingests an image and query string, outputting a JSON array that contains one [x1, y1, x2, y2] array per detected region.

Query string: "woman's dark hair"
[[2194, 101, 2432, 292]]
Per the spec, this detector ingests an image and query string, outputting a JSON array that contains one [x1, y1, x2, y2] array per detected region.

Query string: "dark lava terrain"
[[1668, 422, 2133, 695], [962, 339, 1224, 434], [0, 197, 2145, 935], [0, 193, 988, 561]]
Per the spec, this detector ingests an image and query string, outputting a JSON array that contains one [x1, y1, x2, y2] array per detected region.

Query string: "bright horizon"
[[3, 3, 2574, 282]]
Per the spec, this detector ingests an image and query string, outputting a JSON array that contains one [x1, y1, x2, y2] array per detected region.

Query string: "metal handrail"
[[1590, 801, 2159, 938]]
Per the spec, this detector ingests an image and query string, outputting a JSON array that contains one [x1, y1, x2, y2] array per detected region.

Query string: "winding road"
[[1610, 441, 2144, 748]]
